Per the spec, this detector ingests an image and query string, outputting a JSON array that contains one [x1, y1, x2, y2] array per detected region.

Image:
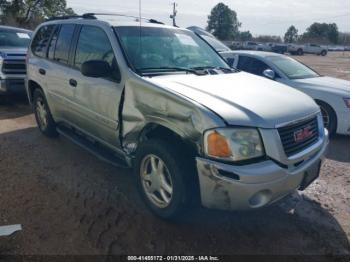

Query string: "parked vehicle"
[[327, 46, 345, 52], [288, 43, 327, 56], [222, 50, 350, 135], [271, 43, 287, 54], [26, 15, 328, 219], [243, 41, 259, 50], [0, 26, 32, 96], [256, 43, 272, 52]]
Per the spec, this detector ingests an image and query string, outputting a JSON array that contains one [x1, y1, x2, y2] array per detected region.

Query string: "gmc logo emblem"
[[294, 126, 313, 142]]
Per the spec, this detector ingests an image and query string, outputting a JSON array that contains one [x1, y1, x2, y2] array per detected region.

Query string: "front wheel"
[[297, 49, 304, 55], [134, 139, 192, 219], [317, 101, 337, 136], [321, 50, 327, 56]]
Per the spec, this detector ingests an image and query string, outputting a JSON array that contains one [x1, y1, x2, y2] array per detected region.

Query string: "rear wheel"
[[297, 49, 304, 55], [321, 50, 327, 56], [134, 139, 194, 219], [316, 101, 337, 136], [33, 89, 58, 138]]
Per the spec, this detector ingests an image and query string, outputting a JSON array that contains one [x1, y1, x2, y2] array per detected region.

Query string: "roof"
[[225, 50, 285, 58], [0, 25, 32, 33]]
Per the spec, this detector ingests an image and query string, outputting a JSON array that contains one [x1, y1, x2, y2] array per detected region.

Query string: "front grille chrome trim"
[[278, 116, 320, 157], [275, 111, 320, 129]]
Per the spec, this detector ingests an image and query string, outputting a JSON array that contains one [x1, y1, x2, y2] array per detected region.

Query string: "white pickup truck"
[[288, 43, 327, 56]]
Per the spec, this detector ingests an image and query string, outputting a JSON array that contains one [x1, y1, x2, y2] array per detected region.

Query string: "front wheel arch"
[[315, 99, 337, 135]]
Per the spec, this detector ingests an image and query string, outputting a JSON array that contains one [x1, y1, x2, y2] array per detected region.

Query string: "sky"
[[66, 0, 350, 36]]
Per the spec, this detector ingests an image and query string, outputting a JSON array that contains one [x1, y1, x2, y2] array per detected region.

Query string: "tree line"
[[0, 0, 75, 29], [207, 2, 349, 45]]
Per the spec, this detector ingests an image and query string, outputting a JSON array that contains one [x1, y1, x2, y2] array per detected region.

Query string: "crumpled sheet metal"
[[121, 78, 224, 154]]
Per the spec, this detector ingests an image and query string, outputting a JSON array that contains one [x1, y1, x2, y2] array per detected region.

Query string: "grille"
[[2, 60, 26, 74], [278, 117, 319, 157]]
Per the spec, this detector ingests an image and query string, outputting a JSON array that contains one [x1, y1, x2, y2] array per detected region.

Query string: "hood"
[[293, 76, 350, 95], [146, 72, 319, 128], [0, 48, 27, 58]]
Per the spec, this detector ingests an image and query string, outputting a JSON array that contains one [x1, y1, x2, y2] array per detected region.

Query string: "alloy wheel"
[[140, 154, 173, 208]]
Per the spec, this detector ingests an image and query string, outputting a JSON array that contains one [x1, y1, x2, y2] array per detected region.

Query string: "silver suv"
[[26, 14, 328, 219]]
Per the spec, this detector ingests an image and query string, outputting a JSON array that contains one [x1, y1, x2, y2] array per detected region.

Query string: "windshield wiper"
[[191, 66, 237, 73], [138, 67, 205, 76]]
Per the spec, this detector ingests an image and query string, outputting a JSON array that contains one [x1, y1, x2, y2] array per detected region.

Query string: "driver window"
[[74, 26, 121, 82]]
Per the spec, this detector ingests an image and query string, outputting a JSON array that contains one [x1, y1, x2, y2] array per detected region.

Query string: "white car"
[[221, 51, 350, 135]]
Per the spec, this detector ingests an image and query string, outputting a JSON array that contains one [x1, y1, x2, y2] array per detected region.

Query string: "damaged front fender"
[[120, 76, 225, 155]]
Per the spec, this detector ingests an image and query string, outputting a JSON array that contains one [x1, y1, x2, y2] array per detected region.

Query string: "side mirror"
[[81, 60, 111, 78], [263, 69, 275, 80]]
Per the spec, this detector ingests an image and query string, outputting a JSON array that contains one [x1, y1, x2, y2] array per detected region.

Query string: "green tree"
[[255, 35, 282, 43], [0, 0, 75, 28], [302, 22, 339, 44], [206, 2, 241, 41], [284, 25, 298, 43], [238, 31, 252, 41]]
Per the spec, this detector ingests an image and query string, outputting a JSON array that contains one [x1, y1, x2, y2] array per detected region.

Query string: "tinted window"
[[237, 56, 270, 76], [31, 25, 55, 57], [54, 24, 75, 65], [75, 26, 120, 82], [0, 29, 31, 47]]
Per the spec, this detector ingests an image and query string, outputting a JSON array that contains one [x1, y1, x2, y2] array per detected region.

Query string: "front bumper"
[[0, 77, 26, 95], [336, 111, 350, 135], [196, 130, 328, 211]]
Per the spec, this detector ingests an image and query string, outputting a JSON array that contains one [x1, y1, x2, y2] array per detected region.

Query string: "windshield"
[[267, 56, 320, 79], [0, 29, 31, 48], [114, 26, 230, 74]]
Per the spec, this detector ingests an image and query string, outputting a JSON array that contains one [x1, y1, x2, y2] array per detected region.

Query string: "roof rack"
[[46, 13, 164, 25], [83, 13, 164, 24], [46, 14, 96, 21]]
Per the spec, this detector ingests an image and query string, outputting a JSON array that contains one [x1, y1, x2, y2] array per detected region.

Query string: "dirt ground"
[[0, 52, 349, 259]]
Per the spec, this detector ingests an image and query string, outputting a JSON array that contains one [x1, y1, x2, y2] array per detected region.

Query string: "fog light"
[[249, 190, 272, 208]]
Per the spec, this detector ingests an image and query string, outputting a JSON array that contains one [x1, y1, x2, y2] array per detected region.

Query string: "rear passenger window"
[[74, 26, 121, 82], [54, 24, 75, 65], [31, 25, 55, 57]]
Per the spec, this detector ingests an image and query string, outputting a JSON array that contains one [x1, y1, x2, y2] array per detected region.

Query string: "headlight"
[[344, 98, 350, 108], [204, 128, 265, 162]]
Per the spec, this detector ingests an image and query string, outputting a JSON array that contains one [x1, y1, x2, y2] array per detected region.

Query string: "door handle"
[[69, 79, 77, 87], [39, 68, 46, 75]]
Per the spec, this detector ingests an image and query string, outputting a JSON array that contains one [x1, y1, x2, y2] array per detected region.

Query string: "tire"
[[321, 50, 327, 56], [297, 49, 304, 55], [316, 101, 337, 136], [134, 139, 195, 219], [33, 88, 58, 138]]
